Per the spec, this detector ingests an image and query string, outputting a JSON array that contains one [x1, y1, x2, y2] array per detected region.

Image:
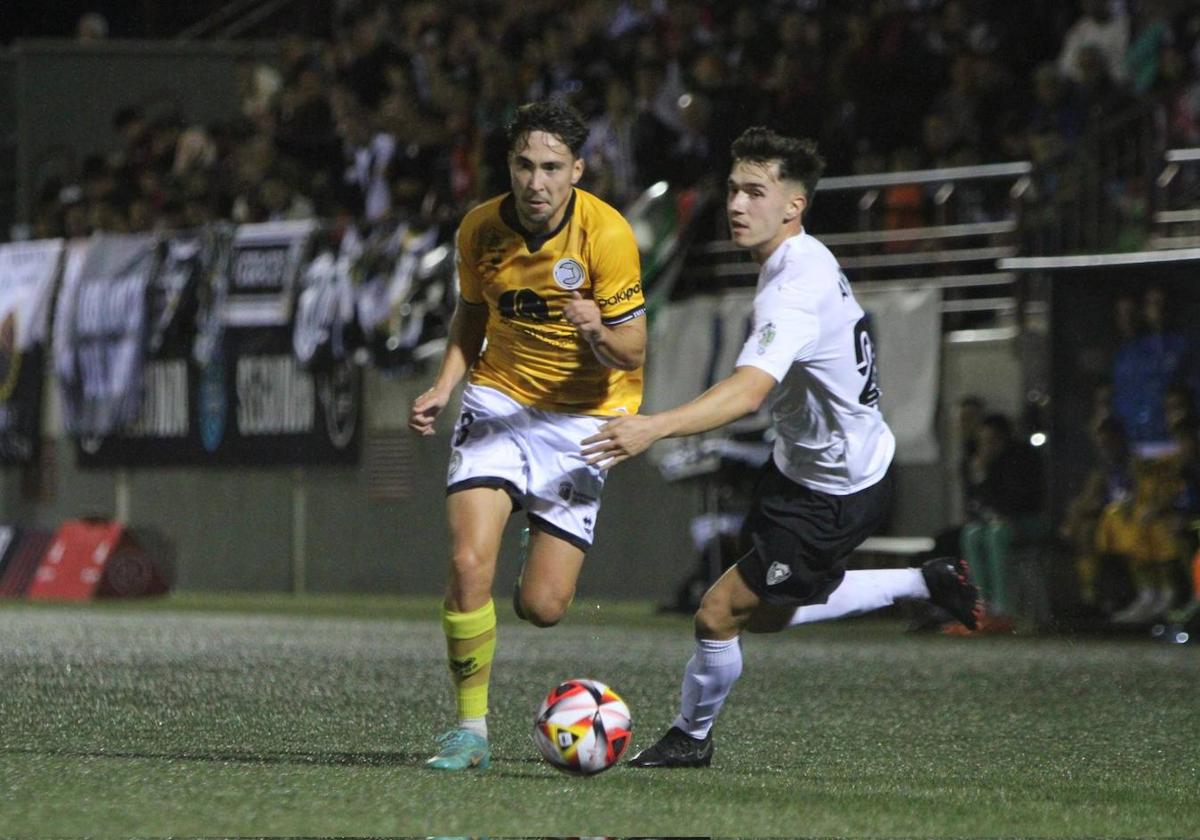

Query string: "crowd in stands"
[[22, 0, 1200, 244], [1058, 285, 1200, 627], [937, 275, 1200, 634], [948, 283, 1200, 634], [11, 1, 1200, 630]]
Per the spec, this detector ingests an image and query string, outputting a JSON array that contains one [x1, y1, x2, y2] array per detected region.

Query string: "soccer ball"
[[532, 678, 632, 775]]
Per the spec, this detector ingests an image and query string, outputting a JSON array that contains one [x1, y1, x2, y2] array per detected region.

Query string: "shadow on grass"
[[5, 745, 422, 767], [7, 746, 587, 778]]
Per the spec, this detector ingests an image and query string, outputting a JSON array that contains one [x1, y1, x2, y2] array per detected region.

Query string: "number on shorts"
[[454, 410, 476, 446]]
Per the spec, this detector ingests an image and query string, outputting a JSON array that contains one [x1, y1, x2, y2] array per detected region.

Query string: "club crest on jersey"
[[766, 561, 792, 586], [552, 257, 586, 290], [756, 321, 777, 356]]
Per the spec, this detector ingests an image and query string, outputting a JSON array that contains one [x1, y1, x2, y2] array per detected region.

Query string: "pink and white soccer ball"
[[532, 678, 632, 775]]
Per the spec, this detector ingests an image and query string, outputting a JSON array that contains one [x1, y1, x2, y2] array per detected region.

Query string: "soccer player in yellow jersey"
[[409, 99, 647, 770]]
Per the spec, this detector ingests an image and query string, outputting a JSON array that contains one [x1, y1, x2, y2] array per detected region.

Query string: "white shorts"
[[446, 384, 608, 550]]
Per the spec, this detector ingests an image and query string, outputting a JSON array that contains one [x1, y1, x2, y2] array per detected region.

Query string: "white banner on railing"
[[0, 238, 64, 462], [55, 234, 158, 436], [223, 220, 317, 327], [0, 239, 63, 351], [854, 286, 942, 465]]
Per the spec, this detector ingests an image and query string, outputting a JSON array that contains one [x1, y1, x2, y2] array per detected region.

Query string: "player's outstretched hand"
[[409, 387, 449, 436], [563, 290, 603, 343], [581, 414, 666, 469]]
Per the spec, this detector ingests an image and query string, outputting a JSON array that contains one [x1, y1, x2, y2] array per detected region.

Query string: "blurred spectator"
[[1111, 285, 1199, 457], [1098, 455, 1185, 623], [336, 100, 396, 223], [173, 126, 218, 179], [275, 56, 341, 178], [1123, 0, 1173, 96], [110, 106, 151, 175], [75, 12, 109, 42], [1163, 380, 1197, 430], [958, 412, 1045, 631], [1059, 415, 1135, 612], [957, 395, 987, 508], [881, 146, 926, 251], [1075, 44, 1136, 126], [22, 0, 1200, 244], [338, 4, 403, 111], [1024, 62, 1083, 169], [1057, 0, 1130, 85], [1169, 414, 1200, 518], [235, 55, 282, 131], [1162, 42, 1200, 145], [581, 76, 641, 208], [260, 168, 316, 222]]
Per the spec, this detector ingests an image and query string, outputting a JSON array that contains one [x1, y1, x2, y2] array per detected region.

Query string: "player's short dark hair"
[[731, 127, 825, 199], [506, 99, 589, 158]]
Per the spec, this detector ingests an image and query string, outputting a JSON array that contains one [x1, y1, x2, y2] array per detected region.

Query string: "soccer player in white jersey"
[[581, 127, 979, 767]]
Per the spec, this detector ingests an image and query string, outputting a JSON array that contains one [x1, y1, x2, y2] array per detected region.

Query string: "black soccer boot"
[[921, 556, 980, 630], [627, 726, 714, 768]]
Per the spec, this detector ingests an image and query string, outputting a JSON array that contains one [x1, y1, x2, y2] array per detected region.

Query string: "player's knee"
[[450, 545, 493, 578], [693, 598, 737, 640], [448, 547, 496, 604], [517, 592, 569, 627]]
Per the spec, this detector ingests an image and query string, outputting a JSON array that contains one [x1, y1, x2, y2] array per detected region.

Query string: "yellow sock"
[[442, 600, 496, 722]]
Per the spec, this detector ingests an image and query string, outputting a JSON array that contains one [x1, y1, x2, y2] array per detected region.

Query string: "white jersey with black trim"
[[734, 230, 895, 494]]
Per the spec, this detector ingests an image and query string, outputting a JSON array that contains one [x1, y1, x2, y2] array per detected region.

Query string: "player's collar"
[[500, 190, 577, 253]]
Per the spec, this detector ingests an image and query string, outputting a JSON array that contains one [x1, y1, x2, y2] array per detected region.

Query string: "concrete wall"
[[0, 366, 703, 603], [1, 52, 17, 238], [12, 39, 275, 226]]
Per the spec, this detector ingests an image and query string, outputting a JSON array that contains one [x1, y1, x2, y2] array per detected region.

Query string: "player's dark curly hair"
[[506, 99, 589, 158], [731, 127, 826, 200]]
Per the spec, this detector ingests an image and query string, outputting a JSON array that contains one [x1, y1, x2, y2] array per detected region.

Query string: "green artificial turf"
[[1, 593, 1197, 837]]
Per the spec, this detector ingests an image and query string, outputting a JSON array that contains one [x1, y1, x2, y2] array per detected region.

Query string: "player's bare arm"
[[563, 290, 646, 371], [408, 301, 488, 435], [582, 365, 776, 468]]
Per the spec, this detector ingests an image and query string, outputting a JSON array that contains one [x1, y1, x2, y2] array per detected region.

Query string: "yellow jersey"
[[456, 188, 645, 415]]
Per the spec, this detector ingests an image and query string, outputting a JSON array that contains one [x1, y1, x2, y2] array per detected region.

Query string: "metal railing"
[[654, 161, 1033, 330], [1149, 147, 1200, 249], [176, 0, 334, 40], [1022, 101, 1162, 255]]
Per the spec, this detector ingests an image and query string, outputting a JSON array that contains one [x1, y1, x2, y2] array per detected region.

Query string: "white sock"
[[458, 716, 487, 739], [672, 637, 742, 739], [787, 569, 930, 627]]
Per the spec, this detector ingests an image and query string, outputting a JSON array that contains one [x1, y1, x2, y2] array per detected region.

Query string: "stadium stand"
[[3, 1, 1200, 630]]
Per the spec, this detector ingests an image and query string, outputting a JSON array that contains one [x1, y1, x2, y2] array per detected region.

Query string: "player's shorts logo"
[[766, 560, 792, 586], [448, 450, 463, 478], [552, 258, 586, 290]]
